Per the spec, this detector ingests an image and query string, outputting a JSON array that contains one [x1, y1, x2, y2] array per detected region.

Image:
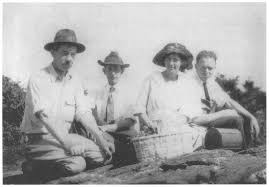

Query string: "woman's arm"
[[134, 76, 156, 129], [136, 113, 157, 132]]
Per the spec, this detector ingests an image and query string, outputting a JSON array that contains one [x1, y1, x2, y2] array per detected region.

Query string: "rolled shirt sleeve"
[[27, 76, 51, 122], [21, 74, 53, 133]]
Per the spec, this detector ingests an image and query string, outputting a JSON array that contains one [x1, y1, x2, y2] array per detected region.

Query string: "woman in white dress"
[[135, 43, 206, 151]]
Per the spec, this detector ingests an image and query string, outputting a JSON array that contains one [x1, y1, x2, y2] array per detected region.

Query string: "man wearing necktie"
[[201, 81, 215, 114], [105, 86, 115, 123], [91, 51, 138, 165], [188, 50, 260, 148]]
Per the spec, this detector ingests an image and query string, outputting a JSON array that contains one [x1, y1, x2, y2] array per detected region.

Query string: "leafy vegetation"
[[3, 76, 26, 146], [216, 74, 266, 142]]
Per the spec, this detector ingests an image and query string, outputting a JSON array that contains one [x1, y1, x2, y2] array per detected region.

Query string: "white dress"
[[135, 71, 206, 151]]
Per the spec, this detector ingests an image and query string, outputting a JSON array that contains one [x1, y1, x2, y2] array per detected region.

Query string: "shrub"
[[3, 76, 26, 146], [216, 74, 266, 142]]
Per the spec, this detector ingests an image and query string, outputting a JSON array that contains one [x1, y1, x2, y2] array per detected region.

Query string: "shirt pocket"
[[62, 98, 76, 122]]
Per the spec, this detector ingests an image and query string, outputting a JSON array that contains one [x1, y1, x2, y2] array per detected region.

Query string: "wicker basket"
[[131, 132, 193, 162]]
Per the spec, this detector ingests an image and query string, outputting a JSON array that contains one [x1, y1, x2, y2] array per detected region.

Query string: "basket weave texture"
[[131, 132, 193, 162]]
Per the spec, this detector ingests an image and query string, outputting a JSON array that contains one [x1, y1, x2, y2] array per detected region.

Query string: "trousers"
[[72, 121, 137, 167], [22, 123, 107, 179]]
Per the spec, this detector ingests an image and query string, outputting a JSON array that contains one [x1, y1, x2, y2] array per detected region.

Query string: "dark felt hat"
[[44, 29, 85, 53], [98, 51, 130, 68], [153, 43, 193, 69]]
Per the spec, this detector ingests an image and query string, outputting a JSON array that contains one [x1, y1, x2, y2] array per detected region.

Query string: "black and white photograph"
[[2, 2, 266, 184]]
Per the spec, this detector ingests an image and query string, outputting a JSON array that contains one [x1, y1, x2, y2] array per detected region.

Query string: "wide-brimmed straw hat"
[[98, 51, 130, 68], [44, 29, 86, 53], [153, 43, 193, 70]]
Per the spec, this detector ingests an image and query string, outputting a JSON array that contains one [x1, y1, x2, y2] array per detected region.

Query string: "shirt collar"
[[48, 64, 72, 82], [105, 82, 120, 93], [193, 69, 214, 85]]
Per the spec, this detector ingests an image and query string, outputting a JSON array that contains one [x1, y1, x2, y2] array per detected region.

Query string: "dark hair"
[[163, 52, 193, 72], [196, 50, 217, 63]]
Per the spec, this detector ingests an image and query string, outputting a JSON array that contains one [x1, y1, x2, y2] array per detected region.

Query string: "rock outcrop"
[[3, 145, 266, 184], [47, 145, 266, 184]]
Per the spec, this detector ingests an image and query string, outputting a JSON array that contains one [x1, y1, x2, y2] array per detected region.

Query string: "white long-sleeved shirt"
[[178, 70, 231, 118], [93, 82, 139, 135]]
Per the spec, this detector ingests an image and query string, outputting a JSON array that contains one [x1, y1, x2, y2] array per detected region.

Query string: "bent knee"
[[232, 115, 244, 125], [84, 148, 106, 169], [84, 150, 105, 164], [57, 156, 86, 176], [83, 141, 106, 163]]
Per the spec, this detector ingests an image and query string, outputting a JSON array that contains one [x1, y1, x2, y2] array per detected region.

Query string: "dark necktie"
[[201, 82, 211, 113], [105, 86, 115, 123], [203, 82, 210, 101]]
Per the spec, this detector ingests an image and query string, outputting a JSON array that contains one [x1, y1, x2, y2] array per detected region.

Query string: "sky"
[[3, 3, 266, 97]]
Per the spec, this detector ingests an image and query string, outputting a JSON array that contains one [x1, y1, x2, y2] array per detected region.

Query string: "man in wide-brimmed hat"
[[20, 29, 114, 181], [91, 51, 138, 165]]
